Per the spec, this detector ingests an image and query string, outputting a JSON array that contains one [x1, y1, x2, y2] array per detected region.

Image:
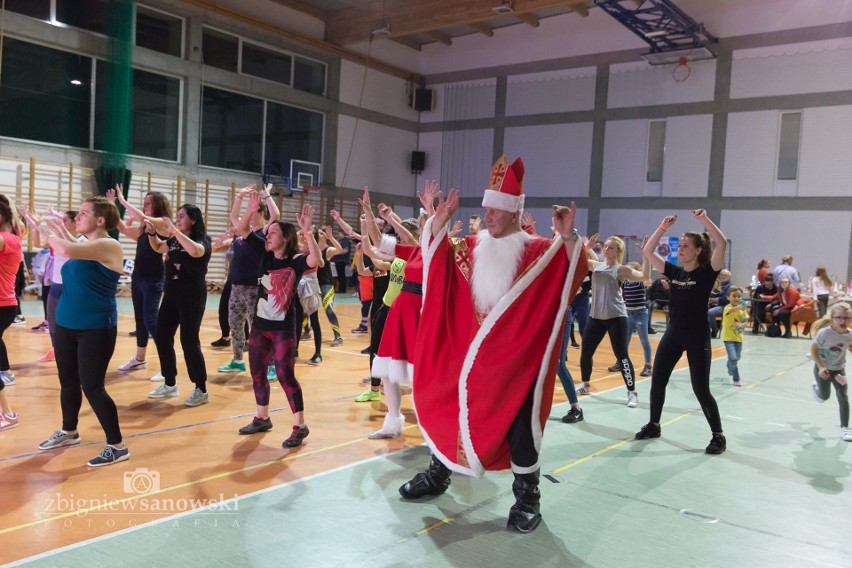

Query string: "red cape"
[[412, 220, 588, 477]]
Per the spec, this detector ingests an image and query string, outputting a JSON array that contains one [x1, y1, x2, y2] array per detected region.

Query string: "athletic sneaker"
[[38, 430, 81, 450], [13, 315, 25, 324], [734, 381, 742, 387], [361, 376, 372, 383], [307, 354, 322, 366], [360, 347, 370, 355], [148, 384, 178, 399], [118, 357, 147, 372], [355, 389, 381, 402], [351, 326, 368, 334], [210, 337, 231, 348], [301, 328, 312, 340], [330, 337, 343, 347], [283, 425, 309, 447], [1, 372, 15, 386], [635, 422, 661, 440], [842, 428, 852, 442], [31, 320, 49, 332], [561, 407, 584, 424], [627, 391, 639, 408], [37, 350, 55, 363], [0, 412, 19, 431], [150, 372, 164, 382], [217, 359, 246, 373], [705, 434, 727, 455], [640, 364, 652, 377], [267, 366, 276, 381], [812, 382, 826, 404], [570, 342, 581, 349], [239, 417, 273, 435], [88, 445, 130, 467], [184, 388, 209, 407], [608, 362, 622, 372], [575, 383, 591, 395]]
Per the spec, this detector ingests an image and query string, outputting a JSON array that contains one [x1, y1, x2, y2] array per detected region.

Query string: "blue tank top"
[[56, 259, 120, 330]]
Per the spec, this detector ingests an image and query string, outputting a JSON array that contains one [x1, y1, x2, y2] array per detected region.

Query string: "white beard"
[[471, 229, 532, 315]]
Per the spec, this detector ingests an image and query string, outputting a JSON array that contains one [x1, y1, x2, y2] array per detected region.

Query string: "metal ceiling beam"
[[326, 0, 590, 45]]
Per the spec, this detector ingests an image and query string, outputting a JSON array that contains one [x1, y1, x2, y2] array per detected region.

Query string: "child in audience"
[[721, 286, 748, 386], [810, 302, 852, 442]]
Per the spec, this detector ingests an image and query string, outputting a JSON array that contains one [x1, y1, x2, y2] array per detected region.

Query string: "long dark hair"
[[267, 221, 299, 258], [179, 204, 209, 242], [683, 231, 712, 266], [147, 192, 172, 219], [0, 194, 21, 236]]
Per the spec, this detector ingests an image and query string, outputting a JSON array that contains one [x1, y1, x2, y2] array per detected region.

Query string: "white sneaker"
[[576, 383, 591, 395], [118, 357, 147, 372], [150, 372, 164, 382], [148, 384, 178, 399], [843, 428, 852, 442], [627, 391, 639, 408], [183, 388, 209, 407], [812, 382, 826, 404]]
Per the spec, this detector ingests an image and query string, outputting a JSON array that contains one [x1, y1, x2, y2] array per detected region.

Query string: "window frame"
[[134, 3, 186, 59]]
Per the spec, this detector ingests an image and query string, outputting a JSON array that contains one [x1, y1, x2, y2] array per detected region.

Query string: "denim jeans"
[[132, 275, 164, 348], [556, 311, 579, 404], [707, 305, 724, 334], [626, 308, 652, 366], [724, 340, 742, 383]]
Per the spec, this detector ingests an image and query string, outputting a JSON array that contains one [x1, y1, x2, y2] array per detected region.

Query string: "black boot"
[[399, 455, 452, 499], [507, 470, 542, 533]]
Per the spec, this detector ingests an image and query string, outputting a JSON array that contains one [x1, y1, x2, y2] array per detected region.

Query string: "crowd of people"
[[1, 158, 850, 531]]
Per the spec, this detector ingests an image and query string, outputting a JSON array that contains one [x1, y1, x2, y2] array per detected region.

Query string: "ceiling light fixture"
[[492, 1, 513, 15]]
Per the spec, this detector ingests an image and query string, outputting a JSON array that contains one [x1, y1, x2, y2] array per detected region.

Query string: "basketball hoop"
[[304, 185, 321, 193], [672, 57, 691, 83]]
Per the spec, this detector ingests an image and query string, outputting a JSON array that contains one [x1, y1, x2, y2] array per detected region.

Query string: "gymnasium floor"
[[1, 297, 849, 567]]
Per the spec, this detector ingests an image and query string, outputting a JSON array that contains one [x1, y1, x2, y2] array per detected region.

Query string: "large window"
[[201, 87, 323, 173], [202, 27, 326, 95], [56, 0, 110, 35], [646, 120, 666, 182], [135, 5, 183, 57], [94, 67, 181, 161], [200, 87, 264, 172], [0, 39, 92, 148], [3, 0, 50, 20]]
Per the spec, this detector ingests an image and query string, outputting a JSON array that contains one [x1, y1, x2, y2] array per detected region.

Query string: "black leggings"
[[295, 302, 322, 356], [0, 305, 17, 373], [155, 285, 208, 391], [369, 304, 389, 388], [507, 384, 539, 469], [219, 281, 232, 337], [649, 328, 722, 432], [580, 316, 635, 390], [54, 325, 122, 444]]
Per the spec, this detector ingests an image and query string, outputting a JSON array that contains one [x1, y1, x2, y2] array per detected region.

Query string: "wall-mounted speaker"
[[412, 88, 434, 112], [410, 151, 425, 173]]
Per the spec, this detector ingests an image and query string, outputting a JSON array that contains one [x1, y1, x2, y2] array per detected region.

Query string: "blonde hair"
[[812, 302, 852, 335], [606, 236, 625, 264]]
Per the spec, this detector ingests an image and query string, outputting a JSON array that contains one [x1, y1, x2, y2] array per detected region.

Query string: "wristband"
[[147, 231, 157, 236], [260, 192, 271, 200], [302, 231, 312, 237], [171, 228, 178, 236], [659, 224, 667, 232]]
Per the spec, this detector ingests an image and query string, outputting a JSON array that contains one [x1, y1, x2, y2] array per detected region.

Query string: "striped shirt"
[[622, 280, 647, 310]]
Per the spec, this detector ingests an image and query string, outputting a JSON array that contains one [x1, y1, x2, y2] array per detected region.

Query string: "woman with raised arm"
[[145, 204, 212, 407], [108, 184, 172, 377], [36, 197, 130, 466], [0, 195, 23, 430], [635, 209, 728, 454], [234, 193, 320, 448]]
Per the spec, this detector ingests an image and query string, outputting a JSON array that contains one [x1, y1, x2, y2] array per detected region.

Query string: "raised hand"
[[585, 232, 599, 249], [551, 202, 576, 239], [448, 219, 463, 238], [376, 202, 394, 221], [692, 209, 707, 220], [636, 235, 649, 252], [522, 212, 536, 227], [106, 188, 117, 204], [162, 216, 176, 235], [660, 215, 677, 230], [433, 189, 459, 231], [329, 209, 341, 222], [417, 179, 439, 214], [246, 191, 261, 214], [297, 203, 314, 232], [324, 225, 334, 240], [238, 184, 256, 197], [359, 186, 371, 209]]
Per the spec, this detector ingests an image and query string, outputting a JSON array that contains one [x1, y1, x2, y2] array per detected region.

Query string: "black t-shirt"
[[664, 261, 720, 332], [134, 232, 165, 279], [316, 246, 334, 287], [164, 235, 212, 290], [332, 237, 351, 263], [229, 229, 265, 286], [245, 232, 310, 333]]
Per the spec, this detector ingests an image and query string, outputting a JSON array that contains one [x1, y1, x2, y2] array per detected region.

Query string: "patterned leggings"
[[228, 284, 258, 359], [248, 327, 303, 412], [320, 284, 341, 338]]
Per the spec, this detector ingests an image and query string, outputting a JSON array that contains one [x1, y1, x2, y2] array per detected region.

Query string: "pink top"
[[0, 231, 23, 307]]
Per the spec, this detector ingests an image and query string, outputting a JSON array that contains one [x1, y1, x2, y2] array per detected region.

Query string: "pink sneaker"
[[37, 349, 55, 363], [0, 412, 19, 431]]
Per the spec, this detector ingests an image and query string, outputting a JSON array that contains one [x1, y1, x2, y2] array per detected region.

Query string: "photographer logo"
[[124, 468, 161, 494]]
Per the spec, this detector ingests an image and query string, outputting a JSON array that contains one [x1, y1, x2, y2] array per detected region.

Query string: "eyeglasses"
[[832, 316, 852, 321]]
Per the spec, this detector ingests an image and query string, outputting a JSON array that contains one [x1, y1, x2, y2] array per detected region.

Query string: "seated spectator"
[[707, 269, 732, 338], [751, 275, 778, 333], [766, 278, 801, 338]]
